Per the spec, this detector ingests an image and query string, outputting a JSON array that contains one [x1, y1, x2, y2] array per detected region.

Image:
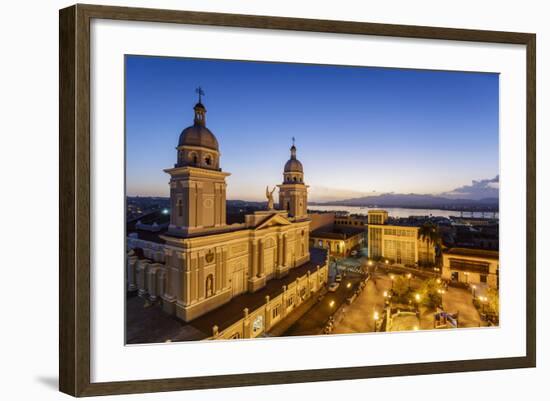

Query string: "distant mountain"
[[227, 199, 266, 207], [309, 176, 500, 210], [312, 193, 498, 209]]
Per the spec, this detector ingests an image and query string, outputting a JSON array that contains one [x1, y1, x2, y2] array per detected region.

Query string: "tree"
[[417, 221, 442, 267], [485, 287, 499, 315], [391, 275, 410, 304], [418, 278, 442, 309]]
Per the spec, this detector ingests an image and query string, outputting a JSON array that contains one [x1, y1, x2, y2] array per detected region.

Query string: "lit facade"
[[442, 248, 499, 288], [308, 213, 365, 257], [367, 210, 435, 266], [127, 98, 327, 325]]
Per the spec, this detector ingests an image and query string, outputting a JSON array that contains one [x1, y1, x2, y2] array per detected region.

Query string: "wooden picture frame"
[[59, 3, 536, 397]]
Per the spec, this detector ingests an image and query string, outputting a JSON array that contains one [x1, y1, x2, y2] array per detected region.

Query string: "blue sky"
[[126, 55, 499, 202]]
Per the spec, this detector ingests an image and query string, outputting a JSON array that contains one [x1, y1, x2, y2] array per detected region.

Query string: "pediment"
[[254, 213, 292, 230]]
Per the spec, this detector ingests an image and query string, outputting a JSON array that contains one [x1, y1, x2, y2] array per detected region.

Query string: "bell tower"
[[278, 138, 308, 219], [164, 88, 230, 235]]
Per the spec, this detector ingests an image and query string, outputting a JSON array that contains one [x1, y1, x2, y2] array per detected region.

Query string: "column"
[[283, 234, 288, 267], [196, 183, 203, 227], [258, 239, 264, 277], [277, 234, 283, 267], [190, 255, 198, 302], [251, 241, 258, 278], [215, 248, 222, 292], [198, 252, 205, 299], [221, 184, 227, 224], [127, 255, 138, 291], [221, 247, 228, 288], [147, 266, 157, 300], [137, 260, 150, 297], [184, 270, 192, 305]]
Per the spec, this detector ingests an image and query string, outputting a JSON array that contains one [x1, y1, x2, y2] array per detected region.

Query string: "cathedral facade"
[[128, 97, 318, 323]]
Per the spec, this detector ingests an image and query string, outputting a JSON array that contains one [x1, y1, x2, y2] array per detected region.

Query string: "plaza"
[[331, 262, 490, 335]]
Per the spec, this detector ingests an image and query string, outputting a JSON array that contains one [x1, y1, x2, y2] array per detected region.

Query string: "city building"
[[334, 215, 368, 228], [442, 247, 499, 289], [367, 210, 435, 266], [126, 96, 328, 328], [309, 213, 365, 257]]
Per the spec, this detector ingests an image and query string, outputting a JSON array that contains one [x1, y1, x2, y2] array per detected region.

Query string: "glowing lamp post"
[[390, 274, 395, 289], [414, 293, 421, 310], [407, 273, 412, 288], [373, 310, 380, 332]]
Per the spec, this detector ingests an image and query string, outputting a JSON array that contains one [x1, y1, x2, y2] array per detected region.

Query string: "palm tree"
[[417, 221, 442, 267]]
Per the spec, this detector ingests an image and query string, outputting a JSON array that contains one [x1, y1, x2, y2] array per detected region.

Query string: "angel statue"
[[266, 186, 277, 210]]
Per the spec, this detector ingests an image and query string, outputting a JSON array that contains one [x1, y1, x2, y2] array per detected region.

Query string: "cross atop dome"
[[195, 86, 205, 104], [193, 87, 207, 125]]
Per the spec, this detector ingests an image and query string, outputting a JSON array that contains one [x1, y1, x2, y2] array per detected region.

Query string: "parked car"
[[335, 274, 343, 283], [328, 282, 340, 292]]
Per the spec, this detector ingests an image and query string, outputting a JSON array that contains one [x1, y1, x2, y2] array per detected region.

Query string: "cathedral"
[[127, 93, 327, 328]]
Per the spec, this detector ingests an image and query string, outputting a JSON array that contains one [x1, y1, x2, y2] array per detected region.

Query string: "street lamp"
[[415, 293, 421, 309], [373, 310, 380, 332], [407, 273, 412, 288], [471, 284, 477, 299], [479, 296, 487, 313], [390, 274, 395, 289]]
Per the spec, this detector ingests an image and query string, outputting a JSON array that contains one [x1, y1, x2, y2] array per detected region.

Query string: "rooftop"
[[126, 248, 328, 343], [443, 247, 499, 260], [310, 226, 365, 240]]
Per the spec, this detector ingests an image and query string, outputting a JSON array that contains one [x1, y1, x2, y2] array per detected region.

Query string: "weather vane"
[[292, 136, 295, 146], [195, 86, 205, 103]]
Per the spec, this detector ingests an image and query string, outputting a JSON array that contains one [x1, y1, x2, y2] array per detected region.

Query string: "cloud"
[[441, 175, 499, 200]]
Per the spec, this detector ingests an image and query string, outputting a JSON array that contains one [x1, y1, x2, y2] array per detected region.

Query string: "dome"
[[284, 144, 303, 172], [177, 101, 219, 151], [178, 124, 219, 151], [284, 158, 303, 172]]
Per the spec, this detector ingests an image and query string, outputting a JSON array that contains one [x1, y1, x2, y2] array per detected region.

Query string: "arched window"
[[205, 155, 212, 166], [206, 274, 214, 298], [293, 176, 297, 182]]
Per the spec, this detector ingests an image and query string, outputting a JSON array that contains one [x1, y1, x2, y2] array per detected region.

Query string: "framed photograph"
[[59, 4, 536, 397]]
